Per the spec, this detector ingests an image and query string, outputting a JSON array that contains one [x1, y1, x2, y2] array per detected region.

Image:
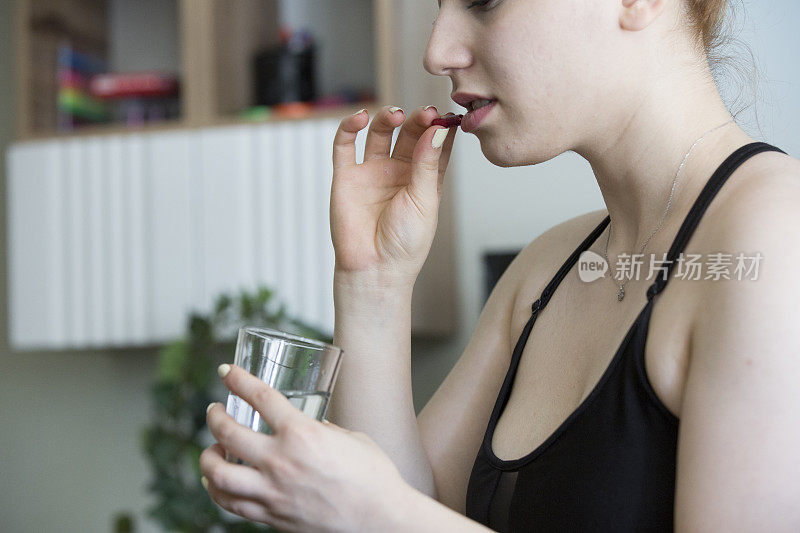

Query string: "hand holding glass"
[[224, 327, 344, 464]]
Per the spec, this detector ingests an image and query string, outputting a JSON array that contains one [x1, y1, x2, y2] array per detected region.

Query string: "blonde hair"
[[686, 0, 764, 133], [687, 0, 728, 54]]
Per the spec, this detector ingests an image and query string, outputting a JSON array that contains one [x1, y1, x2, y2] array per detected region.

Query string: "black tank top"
[[464, 142, 787, 532]]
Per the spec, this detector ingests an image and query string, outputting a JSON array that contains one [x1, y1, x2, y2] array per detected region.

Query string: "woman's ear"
[[619, 0, 667, 32]]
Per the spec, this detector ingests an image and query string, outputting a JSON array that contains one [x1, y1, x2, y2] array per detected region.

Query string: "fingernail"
[[353, 108, 367, 116], [201, 476, 209, 490], [217, 364, 231, 378], [432, 128, 448, 149], [389, 106, 403, 114], [206, 402, 215, 415], [424, 105, 438, 112]]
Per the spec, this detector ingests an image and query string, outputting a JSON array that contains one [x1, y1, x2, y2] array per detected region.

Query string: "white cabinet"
[[7, 118, 456, 350]]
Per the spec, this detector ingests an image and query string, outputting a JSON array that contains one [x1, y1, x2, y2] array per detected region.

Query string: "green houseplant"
[[141, 286, 333, 532]]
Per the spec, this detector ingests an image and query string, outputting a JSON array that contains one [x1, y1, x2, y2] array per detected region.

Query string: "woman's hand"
[[330, 105, 458, 285], [200, 364, 410, 532]]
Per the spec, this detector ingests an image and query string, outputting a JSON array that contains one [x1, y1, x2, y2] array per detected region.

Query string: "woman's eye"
[[467, 0, 494, 9]]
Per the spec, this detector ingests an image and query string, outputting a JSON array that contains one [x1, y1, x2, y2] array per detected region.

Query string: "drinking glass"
[[224, 326, 343, 464]]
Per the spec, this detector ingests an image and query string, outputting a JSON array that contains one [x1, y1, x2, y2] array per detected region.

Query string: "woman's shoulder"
[[503, 209, 609, 308], [731, 144, 800, 194], [686, 145, 800, 311], [741, 145, 800, 187], [699, 146, 800, 245]]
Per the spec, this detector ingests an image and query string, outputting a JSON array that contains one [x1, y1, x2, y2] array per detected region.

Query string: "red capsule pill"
[[432, 114, 463, 128]]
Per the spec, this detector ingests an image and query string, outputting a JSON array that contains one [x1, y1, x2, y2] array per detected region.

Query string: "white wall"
[[108, 0, 180, 73], [278, 0, 375, 97], [1, 2, 798, 532], [713, 1, 800, 150]]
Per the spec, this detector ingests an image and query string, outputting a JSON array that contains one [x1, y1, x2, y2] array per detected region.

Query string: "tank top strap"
[[646, 141, 787, 301], [532, 214, 611, 314]]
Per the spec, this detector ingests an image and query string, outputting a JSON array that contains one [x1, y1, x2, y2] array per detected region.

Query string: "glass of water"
[[224, 327, 344, 464]]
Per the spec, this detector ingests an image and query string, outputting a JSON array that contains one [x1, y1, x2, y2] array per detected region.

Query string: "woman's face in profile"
[[425, 0, 636, 166]]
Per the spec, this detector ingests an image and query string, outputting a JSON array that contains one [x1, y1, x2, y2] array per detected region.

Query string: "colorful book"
[[89, 71, 180, 100], [57, 43, 108, 131]]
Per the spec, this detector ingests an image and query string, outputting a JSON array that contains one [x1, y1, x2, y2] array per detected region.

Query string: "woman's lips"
[[461, 100, 497, 132]]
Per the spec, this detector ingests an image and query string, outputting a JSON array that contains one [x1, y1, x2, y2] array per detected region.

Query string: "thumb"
[[407, 126, 448, 213]]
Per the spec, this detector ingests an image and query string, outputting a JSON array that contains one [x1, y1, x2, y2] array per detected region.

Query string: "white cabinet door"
[[148, 131, 196, 343], [8, 140, 66, 348], [7, 122, 340, 349], [7, 117, 453, 350]]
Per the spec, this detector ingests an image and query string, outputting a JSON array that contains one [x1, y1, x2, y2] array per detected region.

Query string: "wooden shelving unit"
[[8, 0, 458, 343], [14, 0, 391, 140], [18, 101, 384, 142]]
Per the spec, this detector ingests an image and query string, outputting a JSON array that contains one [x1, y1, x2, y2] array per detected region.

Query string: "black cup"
[[254, 44, 317, 106]]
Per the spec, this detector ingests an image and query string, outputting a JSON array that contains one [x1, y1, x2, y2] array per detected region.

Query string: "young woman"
[[201, 1, 800, 530]]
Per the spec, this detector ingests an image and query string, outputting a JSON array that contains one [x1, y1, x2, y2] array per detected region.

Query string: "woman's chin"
[[479, 140, 557, 168], [472, 135, 518, 167]]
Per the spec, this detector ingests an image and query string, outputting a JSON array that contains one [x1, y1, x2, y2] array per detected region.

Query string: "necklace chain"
[[603, 118, 735, 301]]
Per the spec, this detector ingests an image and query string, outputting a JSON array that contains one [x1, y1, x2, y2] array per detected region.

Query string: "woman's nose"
[[423, 13, 472, 76]]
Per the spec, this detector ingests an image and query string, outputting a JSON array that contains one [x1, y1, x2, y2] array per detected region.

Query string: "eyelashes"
[[433, 0, 495, 25], [467, 0, 493, 9]]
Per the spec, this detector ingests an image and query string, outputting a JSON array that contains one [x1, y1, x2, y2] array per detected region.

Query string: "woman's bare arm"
[[675, 185, 800, 531], [379, 485, 497, 532], [327, 272, 437, 497]]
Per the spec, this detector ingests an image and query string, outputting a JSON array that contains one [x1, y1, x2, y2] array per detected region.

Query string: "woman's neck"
[[574, 67, 755, 259]]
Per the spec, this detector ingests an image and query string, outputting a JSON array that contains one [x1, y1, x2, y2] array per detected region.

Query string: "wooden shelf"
[[19, 101, 382, 142], [15, 0, 382, 141]]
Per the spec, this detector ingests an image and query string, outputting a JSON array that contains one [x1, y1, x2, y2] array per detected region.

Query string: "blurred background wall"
[[0, 6, 160, 532], [0, 5, 160, 532], [1, 1, 798, 531]]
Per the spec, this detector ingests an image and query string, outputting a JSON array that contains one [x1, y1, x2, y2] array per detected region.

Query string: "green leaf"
[[187, 347, 216, 391], [151, 382, 183, 418], [186, 443, 205, 477], [189, 314, 213, 343], [112, 512, 135, 533], [157, 339, 189, 383], [214, 293, 232, 315], [255, 286, 273, 309], [239, 290, 255, 320]]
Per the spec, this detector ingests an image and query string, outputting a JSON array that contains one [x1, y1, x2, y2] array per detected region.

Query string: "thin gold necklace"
[[604, 119, 735, 301]]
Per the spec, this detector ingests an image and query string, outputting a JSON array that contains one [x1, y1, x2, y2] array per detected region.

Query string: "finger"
[[435, 120, 459, 196], [363, 105, 406, 162], [204, 477, 274, 525], [332, 108, 370, 171], [206, 402, 275, 466], [200, 443, 274, 501], [406, 125, 449, 215], [390, 105, 441, 164], [217, 364, 306, 434]]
